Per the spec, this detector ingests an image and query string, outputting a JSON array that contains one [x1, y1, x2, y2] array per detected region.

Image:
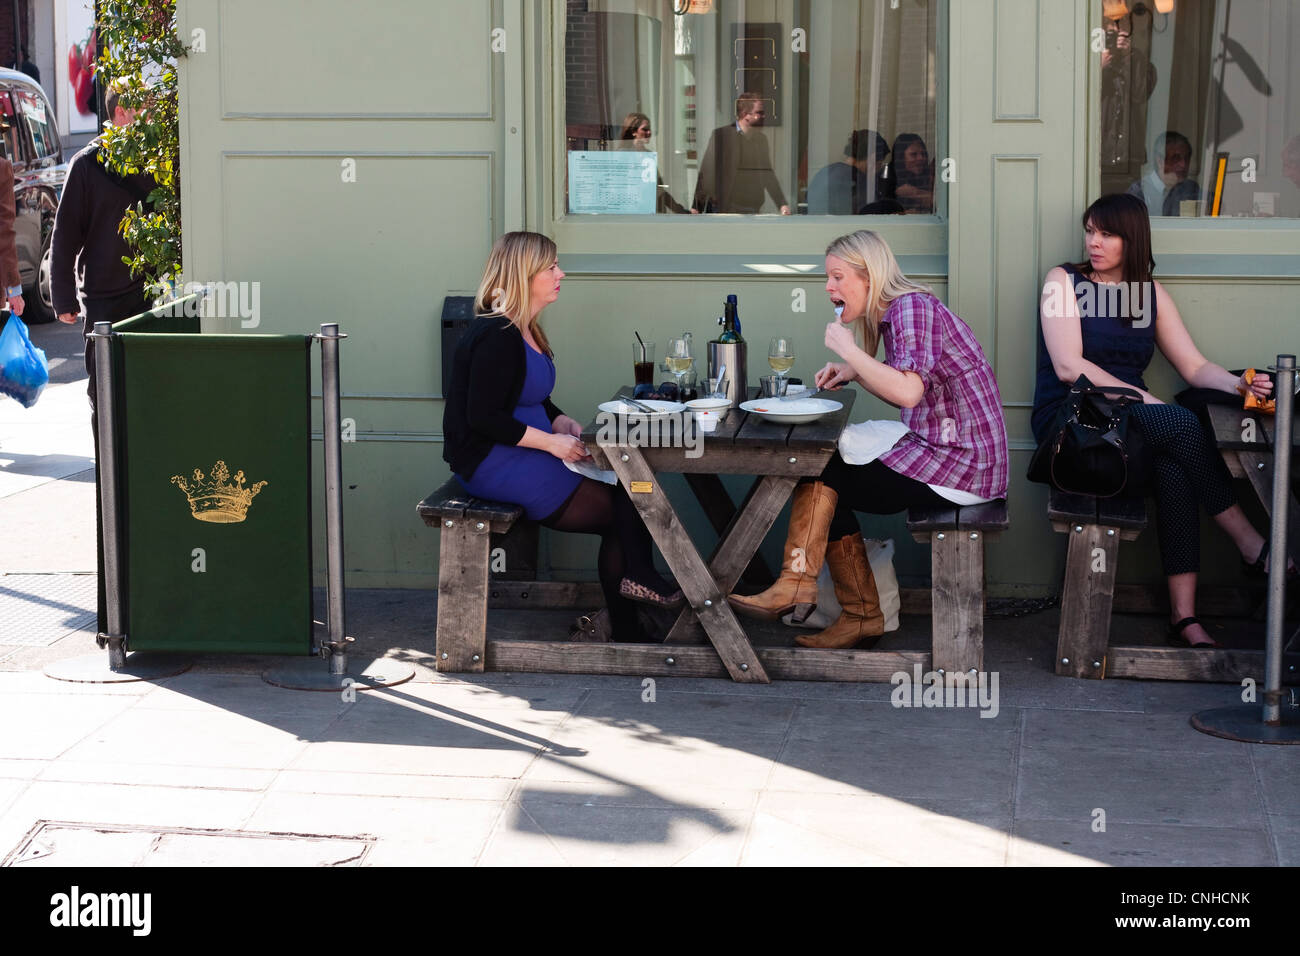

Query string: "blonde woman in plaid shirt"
[[730, 230, 1008, 648]]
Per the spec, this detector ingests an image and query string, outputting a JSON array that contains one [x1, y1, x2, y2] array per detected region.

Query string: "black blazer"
[[442, 315, 564, 480]]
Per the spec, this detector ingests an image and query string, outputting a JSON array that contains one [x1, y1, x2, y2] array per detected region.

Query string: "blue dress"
[[456, 342, 582, 521], [1030, 263, 1157, 444]]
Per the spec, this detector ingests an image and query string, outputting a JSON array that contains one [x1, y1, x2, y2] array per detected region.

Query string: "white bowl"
[[685, 397, 731, 411]]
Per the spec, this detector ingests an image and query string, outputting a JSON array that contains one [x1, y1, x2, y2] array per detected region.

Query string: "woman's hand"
[[824, 321, 857, 359], [1239, 371, 1273, 400], [548, 433, 590, 462], [552, 414, 583, 438], [1141, 390, 1165, 405], [814, 361, 856, 391]]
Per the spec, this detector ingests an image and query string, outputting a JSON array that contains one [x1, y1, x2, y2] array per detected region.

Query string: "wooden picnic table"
[[1207, 403, 1300, 572], [572, 385, 928, 684]]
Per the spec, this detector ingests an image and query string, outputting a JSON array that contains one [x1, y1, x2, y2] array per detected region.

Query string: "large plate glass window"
[[562, 0, 940, 216], [1100, 0, 1300, 218]]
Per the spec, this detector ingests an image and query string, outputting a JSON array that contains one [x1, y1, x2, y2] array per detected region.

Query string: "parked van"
[[0, 68, 67, 322]]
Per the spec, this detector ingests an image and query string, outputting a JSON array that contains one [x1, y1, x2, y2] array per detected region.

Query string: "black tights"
[[541, 479, 670, 641], [810, 454, 949, 538]]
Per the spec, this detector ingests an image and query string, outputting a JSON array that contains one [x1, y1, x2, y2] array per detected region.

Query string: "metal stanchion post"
[[1193, 354, 1300, 743], [262, 325, 413, 691], [45, 322, 192, 683]]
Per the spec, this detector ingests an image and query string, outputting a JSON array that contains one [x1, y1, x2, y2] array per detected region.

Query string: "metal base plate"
[[43, 652, 194, 684], [261, 656, 416, 692], [1191, 704, 1300, 744]]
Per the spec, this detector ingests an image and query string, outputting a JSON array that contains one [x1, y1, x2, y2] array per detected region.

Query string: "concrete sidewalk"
[[0, 381, 1295, 867]]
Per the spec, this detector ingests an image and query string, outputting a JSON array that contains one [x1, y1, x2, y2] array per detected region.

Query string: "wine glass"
[[666, 336, 693, 393], [768, 336, 795, 389]]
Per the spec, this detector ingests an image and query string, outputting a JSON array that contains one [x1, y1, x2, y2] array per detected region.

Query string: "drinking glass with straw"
[[633, 332, 655, 386]]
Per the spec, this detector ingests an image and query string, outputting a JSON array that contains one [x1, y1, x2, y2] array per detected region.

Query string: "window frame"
[[541, 0, 951, 268]]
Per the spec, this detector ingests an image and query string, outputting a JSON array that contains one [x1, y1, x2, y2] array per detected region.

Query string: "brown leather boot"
[[796, 533, 885, 648], [728, 481, 837, 620]]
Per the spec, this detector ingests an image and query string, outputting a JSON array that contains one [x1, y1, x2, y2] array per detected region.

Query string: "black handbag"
[[1027, 375, 1149, 497]]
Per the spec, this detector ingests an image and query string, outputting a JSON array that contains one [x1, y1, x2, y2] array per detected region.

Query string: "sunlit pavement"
[[0, 372, 1294, 867]]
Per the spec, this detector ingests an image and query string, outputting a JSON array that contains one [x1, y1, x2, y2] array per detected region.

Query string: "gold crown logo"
[[170, 460, 267, 523]]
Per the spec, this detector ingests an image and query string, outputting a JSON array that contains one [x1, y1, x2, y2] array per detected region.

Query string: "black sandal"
[[1167, 616, 1220, 649], [1242, 535, 1298, 580]]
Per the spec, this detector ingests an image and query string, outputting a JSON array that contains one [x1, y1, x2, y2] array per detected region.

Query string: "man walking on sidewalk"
[[52, 82, 157, 407], [51, 81, 157, 630]]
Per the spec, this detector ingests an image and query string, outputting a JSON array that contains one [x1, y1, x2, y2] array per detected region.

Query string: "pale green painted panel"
[[311, 440, 444, 590], [993, 0, 1041, 120], [219, 153, 493, 396], [991, 155, 1041, 410], [218, 0, 493, 117]]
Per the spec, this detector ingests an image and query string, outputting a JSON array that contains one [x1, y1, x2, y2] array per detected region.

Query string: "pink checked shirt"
[[876, 293, 1008, 499]]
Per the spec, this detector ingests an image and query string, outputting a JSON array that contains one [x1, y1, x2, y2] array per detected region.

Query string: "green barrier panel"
[[118, 332, 313, 654], [113, 293, 205, 335]]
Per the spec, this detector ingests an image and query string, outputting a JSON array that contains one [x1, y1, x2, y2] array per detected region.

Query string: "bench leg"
[[1056, 523, 1119, 679], [930, 529, 984, 677], [436, 518, 490, 673]]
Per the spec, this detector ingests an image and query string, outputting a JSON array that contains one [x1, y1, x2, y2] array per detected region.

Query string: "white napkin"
[[565, 459, 617, 485], [837, 420, 910, 465]]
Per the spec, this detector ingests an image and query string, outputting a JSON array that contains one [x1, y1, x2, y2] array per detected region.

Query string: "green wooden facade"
[[176, 0, 1299, 593]]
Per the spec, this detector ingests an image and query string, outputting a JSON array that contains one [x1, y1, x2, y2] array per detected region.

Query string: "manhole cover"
[[0, 574, 97, 646], [4, 821, 374, 867]]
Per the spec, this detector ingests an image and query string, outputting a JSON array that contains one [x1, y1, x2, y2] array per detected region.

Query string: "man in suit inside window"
[[692, 92, 790, 215]]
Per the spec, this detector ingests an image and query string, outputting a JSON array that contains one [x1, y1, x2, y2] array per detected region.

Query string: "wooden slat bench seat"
[[1048, 488, 1148, 678], [906, 499, 1009, 676], [418, 478, 524, 673]]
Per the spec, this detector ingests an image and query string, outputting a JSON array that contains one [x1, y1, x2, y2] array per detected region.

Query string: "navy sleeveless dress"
[[457, 342, 581, 520], [1031, 264, 1157, 444]]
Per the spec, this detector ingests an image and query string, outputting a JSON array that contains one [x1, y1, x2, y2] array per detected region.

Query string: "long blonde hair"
[[474, 231, 558, 356], [825, 230, 932, 355]]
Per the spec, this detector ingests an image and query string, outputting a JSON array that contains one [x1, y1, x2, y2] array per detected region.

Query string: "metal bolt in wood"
[[937, 532, 945, 540], [445, 520, 453, 528], [476, 522, 484, 530], [665, 657, 675, 665]]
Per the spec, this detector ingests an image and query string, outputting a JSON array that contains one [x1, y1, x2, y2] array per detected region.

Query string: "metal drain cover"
[[4, 821, 373, 867]]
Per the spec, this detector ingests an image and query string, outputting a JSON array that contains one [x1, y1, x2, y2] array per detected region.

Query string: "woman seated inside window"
[[442, 231, 682, 642], [728, 230, 1008, 648], [1032, 193, 1281, 648]]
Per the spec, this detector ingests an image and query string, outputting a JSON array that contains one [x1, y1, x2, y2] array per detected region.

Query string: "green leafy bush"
[[96, 0, 187, 289]]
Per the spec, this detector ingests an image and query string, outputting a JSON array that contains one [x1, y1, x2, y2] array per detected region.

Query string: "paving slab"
[[521, 727, 785, 792], [1009, 820, 1275, 866], [1250, 745, 1300, 815], [37, 761, 276, 792], [768, 731, 1018, 802], [268, 769, 517, 802], [1021, 709, 1249, 755], [745, 790, 1011, 866], [242, 792, 501, 864], [0, 693, 140, 760], [480, 801, 750, 867], [510, 778, 760, 811], [285, 694, 557, 779], [58, 709, 322, 771], [1269, 813, 1300, 866], [567, 688, 798, 737], [0, 780, 266, 856], [1016, 747, 1263, 828]]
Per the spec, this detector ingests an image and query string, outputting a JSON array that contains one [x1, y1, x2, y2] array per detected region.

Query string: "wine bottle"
[[717, 294, 744, 343]]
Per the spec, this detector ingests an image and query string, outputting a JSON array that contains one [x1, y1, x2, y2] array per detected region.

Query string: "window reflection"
[[1102, 0, 1299, 218], [563, 0, 939, 216]]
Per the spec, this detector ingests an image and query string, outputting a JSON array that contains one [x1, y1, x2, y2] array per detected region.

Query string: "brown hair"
[[735, 92, 764, 120], [620, 112, 650, 140], [1070, 193, 1155, 324], [473, 231, 558, 356]]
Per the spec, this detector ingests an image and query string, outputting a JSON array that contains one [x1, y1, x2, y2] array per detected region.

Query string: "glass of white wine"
[[665, 336, 693, 394], [768, 336, 795, 388]]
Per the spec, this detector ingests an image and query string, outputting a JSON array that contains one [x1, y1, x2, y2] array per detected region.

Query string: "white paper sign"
[[568, 150, 657, 215]]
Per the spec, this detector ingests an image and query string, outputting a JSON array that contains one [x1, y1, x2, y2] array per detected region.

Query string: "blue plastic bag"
[[0, 313, 49, 408]]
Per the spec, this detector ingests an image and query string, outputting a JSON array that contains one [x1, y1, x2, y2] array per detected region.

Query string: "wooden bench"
[[417, 478, 524, 673], [906, 500, 1010, 677], [1047, 489, 1148, 678]]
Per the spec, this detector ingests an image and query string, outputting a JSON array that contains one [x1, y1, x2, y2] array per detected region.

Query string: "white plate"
[[598, 398, 687, 418], [739, 397, 843, 425], [684, 397, 732, 411]]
